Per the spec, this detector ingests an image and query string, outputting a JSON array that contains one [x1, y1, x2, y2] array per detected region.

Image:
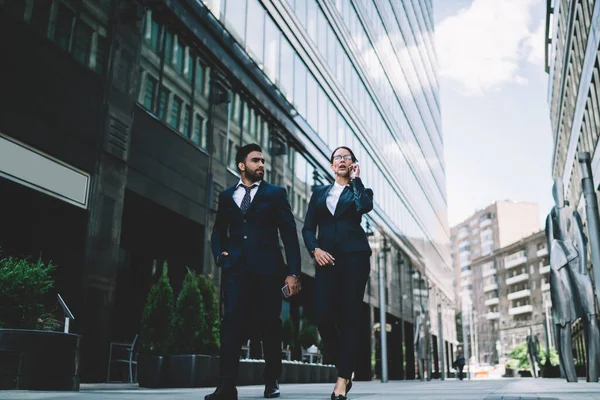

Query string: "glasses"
[[333, 154, 353, 162]]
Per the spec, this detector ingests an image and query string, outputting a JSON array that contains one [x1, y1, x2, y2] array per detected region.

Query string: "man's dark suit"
[[301, 177, 373, 379], [211, 180, 301, 385]]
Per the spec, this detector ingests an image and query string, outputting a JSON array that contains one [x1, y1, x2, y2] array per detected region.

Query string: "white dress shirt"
[[326, 182, 348, 215], [233, 179, 261, 208]]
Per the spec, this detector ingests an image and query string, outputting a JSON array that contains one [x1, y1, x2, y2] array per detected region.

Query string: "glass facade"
[[202, 0, 452, 300]]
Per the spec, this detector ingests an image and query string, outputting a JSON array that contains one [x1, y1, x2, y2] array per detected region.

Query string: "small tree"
[[172, 268, 207, 354], [282, 316, 296, 349], [197, 274, 220, 355], [140, 263, 175, 356], [0, 254, 56, 329]]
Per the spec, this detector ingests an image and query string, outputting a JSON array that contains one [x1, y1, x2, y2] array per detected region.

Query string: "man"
[[206, 143, 301, 400], [454, 349, 466, 380]]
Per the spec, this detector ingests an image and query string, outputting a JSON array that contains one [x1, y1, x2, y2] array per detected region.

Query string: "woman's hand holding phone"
[[350, 162, 360, 179]]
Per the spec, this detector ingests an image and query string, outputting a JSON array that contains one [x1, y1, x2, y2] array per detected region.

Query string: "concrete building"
[[1, 0, 454, 382], [450, 201, 540, 310], [545, 0, 600, 372], [468, 230, 551, 365]]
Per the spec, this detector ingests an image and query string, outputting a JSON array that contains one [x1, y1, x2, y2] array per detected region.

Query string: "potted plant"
[[196, 273, 221, 387], [168, 268, 211, 387], [0, 252, 81, 391], [138, 263, 175, 388]]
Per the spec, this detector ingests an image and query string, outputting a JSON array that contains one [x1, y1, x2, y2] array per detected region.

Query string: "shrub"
[[282, 316, 296, 348], [0, 254, 56, 329], [172, 268, 207, 354], [197, 274, 220, 355], [140, 263, 175, 356]]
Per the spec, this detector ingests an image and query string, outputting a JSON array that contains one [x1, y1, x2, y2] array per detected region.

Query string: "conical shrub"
[[140, 262, 175, 356]]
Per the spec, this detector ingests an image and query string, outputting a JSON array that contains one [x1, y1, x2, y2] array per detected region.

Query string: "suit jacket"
[[211, 180, 301, 276], [302, 177, 373, 255]]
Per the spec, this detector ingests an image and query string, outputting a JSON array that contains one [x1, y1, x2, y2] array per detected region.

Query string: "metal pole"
[[438, 303, 445, 380], [578, 152, 600, 305], [379, 239, 390, 383], [474, 310, 479, 364], [461, 299, 470, 380]]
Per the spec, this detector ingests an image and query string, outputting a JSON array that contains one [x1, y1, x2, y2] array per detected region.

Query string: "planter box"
[[504, 368, 519, 378], [518, 370, 532, 378], [0, 329, 80, 391], [137, 354, 166, 388], [168, 354, 212, 388]]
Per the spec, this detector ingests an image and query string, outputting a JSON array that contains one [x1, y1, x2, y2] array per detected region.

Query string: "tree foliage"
[[172, 268, 207, 354], [0, 254, 56, 329], [196, 274, 220, 355], [140, 263, 175, 356]]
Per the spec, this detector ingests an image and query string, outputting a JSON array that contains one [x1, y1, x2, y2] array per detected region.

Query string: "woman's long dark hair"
[[330, 146, 357, 164]]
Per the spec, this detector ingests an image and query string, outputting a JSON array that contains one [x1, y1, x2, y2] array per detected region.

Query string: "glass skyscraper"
[[2, 0, 454, 380]]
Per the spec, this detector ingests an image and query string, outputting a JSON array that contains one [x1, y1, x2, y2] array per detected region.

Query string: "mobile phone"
[[281, 284, 291, 298]]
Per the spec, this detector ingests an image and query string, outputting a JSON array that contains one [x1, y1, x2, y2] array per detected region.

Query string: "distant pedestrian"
[[453, 349, 466, 380]]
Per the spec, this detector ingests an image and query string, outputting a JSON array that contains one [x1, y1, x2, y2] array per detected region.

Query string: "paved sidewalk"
[[1, 379, 600, 399]]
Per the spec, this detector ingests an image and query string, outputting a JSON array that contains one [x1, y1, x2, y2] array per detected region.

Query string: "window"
[[158, 87, 170, 120], [293, 56, 307, 117], [73, 22, 93, 65], [279, 38, 294, 101], [306, 72, 318, 129], [246, 0, 265, 64], [264, 16, 280, 83], [183, 106, 191, 138], [225, 0, 247, 42], [143, 75, 157, 110], [170, 96, 183, 129], [54, 4, 74, 50]]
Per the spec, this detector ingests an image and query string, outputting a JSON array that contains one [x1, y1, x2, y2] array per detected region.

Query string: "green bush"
[[140, 263, 175, 356], [508, 341, 559, 370], [282, 316, 296, 348], [299, 318, 319, 349], [172, 268, 207, 354], [197, 274, 220, 355], [0, 254, 56, 329]]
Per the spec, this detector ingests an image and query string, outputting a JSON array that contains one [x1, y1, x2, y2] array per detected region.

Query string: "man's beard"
[[246, 168, 264, 182]]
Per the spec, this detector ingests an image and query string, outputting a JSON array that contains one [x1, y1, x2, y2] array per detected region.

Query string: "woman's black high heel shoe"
[[330, 379, 351, 400]]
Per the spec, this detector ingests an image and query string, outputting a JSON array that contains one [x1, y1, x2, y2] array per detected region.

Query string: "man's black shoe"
[[205, 384, 238, 400], [264, 380, 280, 398]]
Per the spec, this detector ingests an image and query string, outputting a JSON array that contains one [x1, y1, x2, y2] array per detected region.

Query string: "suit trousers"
[[315, 251, 371, 379], [219, 263, 284, 384]]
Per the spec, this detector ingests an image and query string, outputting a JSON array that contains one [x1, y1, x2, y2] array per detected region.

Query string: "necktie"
[[239, 185, 255, 214]]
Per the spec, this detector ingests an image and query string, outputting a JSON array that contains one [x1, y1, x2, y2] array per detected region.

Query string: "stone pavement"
[[1, 379, 600, 400]]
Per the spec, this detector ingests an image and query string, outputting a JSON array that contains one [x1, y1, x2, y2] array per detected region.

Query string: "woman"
[[302, 146, 373, 400]]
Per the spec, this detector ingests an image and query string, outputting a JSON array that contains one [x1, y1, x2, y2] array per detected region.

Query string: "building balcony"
[[506, 273, 529, 285], [509, 305, 533, 315], [505, 255, 527, 270], [539, 265, 550, 274], [486, 312, 500, 320], [482, 268, 497, 278], [483, 283, 498, 292], [536, 247, 548, 257], [480, 219, 492, 228], [507, 289, 531, 300], [542, 282, 551, 291], [484, 297, 499, 306], [460, 269, 472, 278], [460, 279, 471, 287]]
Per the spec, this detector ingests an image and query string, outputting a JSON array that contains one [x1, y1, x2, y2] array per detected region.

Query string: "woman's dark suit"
[[302, 177, 373, 379]]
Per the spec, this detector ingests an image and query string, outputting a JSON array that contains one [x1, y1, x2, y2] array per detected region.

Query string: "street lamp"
[[379, 237, 391, 383]]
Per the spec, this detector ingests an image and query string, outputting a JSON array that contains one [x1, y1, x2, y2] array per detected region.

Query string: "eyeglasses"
[[333, 154, 353, 162]]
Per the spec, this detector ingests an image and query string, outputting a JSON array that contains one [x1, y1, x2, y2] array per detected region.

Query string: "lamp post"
[[578, 151, 600, 305], [379, 237, 391, 383], [438, 303, 445, 380]]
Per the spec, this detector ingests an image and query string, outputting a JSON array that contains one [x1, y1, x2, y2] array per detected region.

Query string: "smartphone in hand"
[[281, 284, 291, 298]]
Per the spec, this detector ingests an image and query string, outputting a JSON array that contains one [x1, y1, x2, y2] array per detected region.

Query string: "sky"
[[433, 0, 554, 229]]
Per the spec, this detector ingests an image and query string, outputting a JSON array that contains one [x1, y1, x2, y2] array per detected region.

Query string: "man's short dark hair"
[[236, 143, 262, 166]]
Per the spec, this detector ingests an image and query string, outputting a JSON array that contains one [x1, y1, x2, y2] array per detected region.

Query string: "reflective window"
[[225, 0, 247, 42], [246, 0, 265, 65], [279, 38, 295, 101], [294, 56, 307, 118], [264, 16, 280, 83], [306, 72, 318, 130]]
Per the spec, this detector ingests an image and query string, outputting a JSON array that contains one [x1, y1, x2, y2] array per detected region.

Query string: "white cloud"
[[524, 21, 546, 66], [436, 0, 543, 95]]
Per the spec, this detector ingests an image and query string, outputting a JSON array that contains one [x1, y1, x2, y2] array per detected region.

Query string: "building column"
[[79, 0, 145, 382]]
